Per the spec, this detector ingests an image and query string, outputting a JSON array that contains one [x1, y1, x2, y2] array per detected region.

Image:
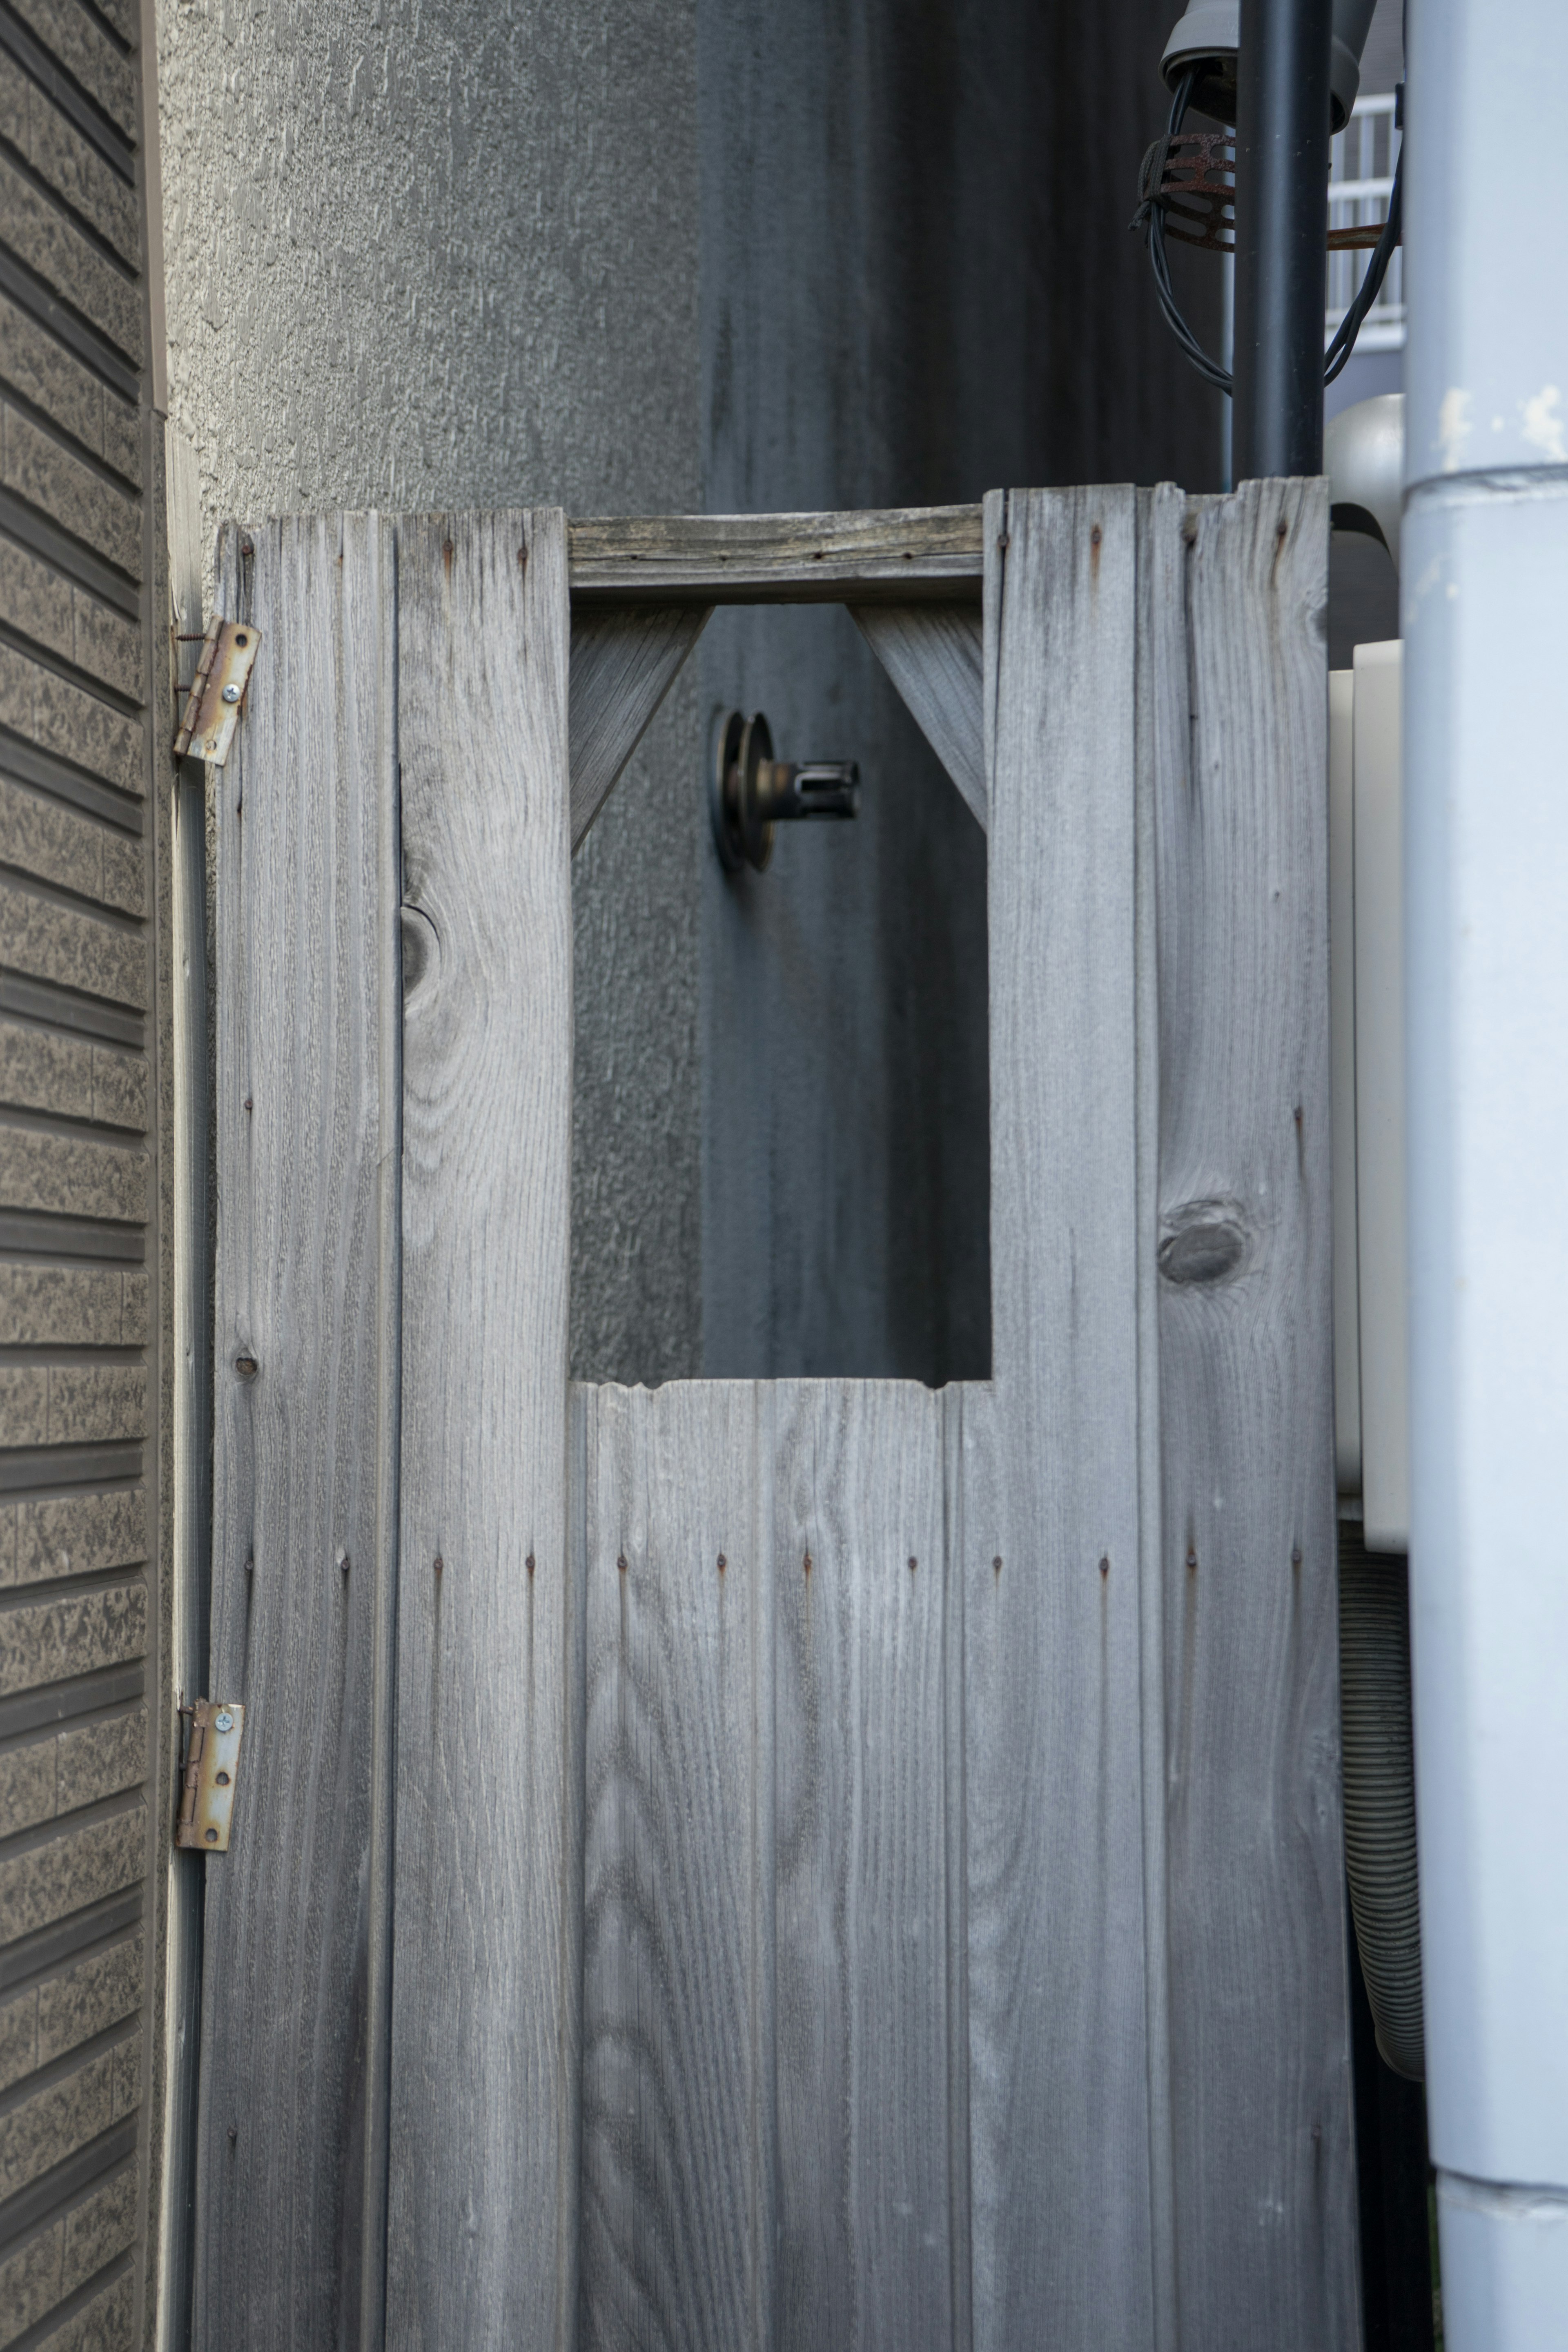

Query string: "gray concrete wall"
[[156, 0, 1223, 1390], [697, 0, 1225, 1381]]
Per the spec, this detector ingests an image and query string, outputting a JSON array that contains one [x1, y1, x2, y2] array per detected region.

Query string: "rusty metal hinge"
[[173, 615, 261, 766], [174, 1698, 245, 1850]]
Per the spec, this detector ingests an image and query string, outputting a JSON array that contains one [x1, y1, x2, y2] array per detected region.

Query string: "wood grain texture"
[[1156, 480, 1356, 2346], [771, 1379, 955, 2352], [192, 484, 1353, 2352], [961, 485, 1156, 2352], [1134, 481, 1187, 2352], [577, 1380, 777, 2352], [198, 514, 399, 2352], [850, 604, 985, 829], [569, 604, 711, 852], [577, 1376, 958, 2352], [388, 511, 578, 2352], [568, 506, 983, 606]]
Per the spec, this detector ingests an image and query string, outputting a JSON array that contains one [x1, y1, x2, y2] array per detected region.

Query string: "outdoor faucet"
[[710, 708, 860, 873]]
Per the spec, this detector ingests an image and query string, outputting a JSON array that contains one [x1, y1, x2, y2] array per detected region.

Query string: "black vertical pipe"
[[1232, 0, 1334, 479]]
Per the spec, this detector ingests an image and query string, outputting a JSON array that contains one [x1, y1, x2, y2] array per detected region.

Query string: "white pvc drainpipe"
[[1403, 0, 1568, 2339]]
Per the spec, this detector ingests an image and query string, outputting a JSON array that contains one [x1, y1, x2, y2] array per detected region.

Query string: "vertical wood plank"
[[199, 514, 399, 2351], [1156, 479, 1356, 2347], [962, 484, 1156, 2352], [388, 510, 577, 2350], [578, 1379, 776, 2352], [771, 1379, 952, 2352], [1134, 481, 1188, 2352]]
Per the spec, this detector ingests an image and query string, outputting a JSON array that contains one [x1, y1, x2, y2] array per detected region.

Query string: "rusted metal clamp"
[[174, 1698, 245, 1850], [174, 615, 261, 766]]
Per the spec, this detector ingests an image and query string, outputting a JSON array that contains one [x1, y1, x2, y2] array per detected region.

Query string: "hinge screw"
[[222, 683, 241, 704], [214, 1708, 235, 1733]]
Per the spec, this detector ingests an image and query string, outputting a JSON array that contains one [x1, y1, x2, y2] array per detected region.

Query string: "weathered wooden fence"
[[194, 483, 1354, 2349]]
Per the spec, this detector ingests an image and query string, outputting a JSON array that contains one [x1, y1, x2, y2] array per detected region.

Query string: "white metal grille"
[[1327, 93, 1404, 351]]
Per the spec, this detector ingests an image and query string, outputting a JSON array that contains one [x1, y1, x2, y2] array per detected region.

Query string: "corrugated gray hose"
[[1339, 1521, 1425, 2080]]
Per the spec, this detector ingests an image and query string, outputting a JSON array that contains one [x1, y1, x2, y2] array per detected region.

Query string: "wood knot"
[[1158, 1200, 1248, 1287], [234, 1355, 258, 1380]]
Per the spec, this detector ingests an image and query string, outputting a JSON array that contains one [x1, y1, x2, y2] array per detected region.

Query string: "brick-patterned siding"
[[0, 0, 160, 2340]]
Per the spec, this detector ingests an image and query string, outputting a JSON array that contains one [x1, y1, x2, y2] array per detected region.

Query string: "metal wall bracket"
[[175, 1699, 246, 1850], [174, 616, 261, 766]]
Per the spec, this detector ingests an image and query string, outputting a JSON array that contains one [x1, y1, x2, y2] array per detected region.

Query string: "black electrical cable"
[[1134, 68, 1403, 397], [1324, 132, 1402, 383]]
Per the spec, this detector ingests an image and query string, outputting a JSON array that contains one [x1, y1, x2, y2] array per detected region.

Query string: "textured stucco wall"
[[156, 0, 704, 1383]]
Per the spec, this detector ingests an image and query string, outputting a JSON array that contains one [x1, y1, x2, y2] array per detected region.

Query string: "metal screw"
[[214, 1708, 234, 1733], [221, 682, 241, 704]]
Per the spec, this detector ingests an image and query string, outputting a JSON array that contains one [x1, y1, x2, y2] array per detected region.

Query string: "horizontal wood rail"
[[567, 503, 984, 604]]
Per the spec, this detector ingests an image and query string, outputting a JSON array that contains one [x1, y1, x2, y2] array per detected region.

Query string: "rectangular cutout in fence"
[[200, 482, 1351, 2352]]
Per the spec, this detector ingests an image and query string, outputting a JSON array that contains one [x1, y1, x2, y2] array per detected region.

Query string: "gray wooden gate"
[[192, 484, 1354, 2350]]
